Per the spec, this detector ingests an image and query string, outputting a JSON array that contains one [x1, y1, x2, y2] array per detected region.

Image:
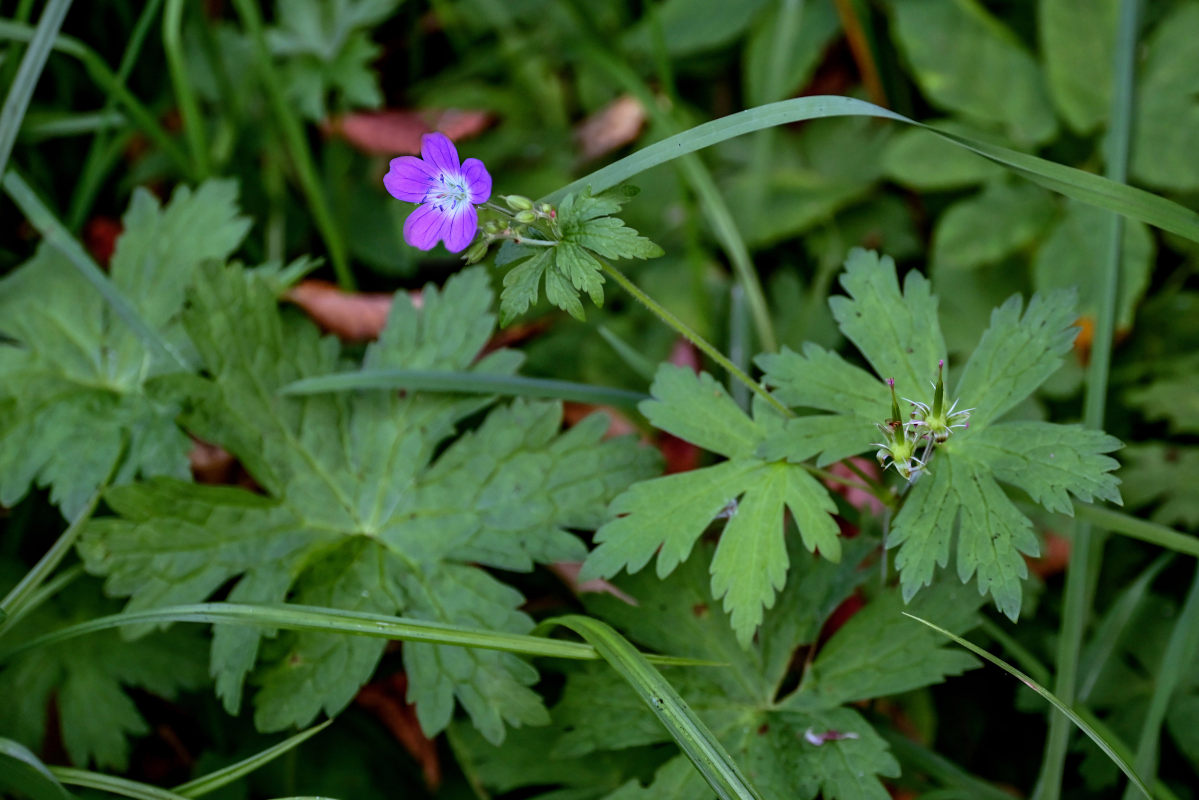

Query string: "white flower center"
[[426, 171, 471, 212]]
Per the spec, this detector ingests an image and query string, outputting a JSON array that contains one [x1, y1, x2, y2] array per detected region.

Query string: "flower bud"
[[513, 210, 538, 224], [504, 194, 534, 211], [483, 220, 504, 234], [463, 239, 489, 264]]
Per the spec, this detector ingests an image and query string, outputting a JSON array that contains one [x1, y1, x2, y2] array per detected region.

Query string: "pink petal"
[[403, 204, 448, 251], [442, 203, 479, 253], [384, 156, 438, 202], [461, 158, 491, 204], [420, 132, 460, 174]]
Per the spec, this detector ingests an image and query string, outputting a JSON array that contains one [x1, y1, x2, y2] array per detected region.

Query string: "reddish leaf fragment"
[[355, 673, 441, 789], [1027, 530, 1071, 579], [286, 280, 404, 341], [325, 109, 492, 156], [84, 216, 122, 268], [550, 561, 639, 605], [802, 726, 860, 746], [576, 94, 647, 160]]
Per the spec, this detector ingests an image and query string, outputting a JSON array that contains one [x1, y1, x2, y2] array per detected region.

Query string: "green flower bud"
[[483, 219, 504, 234], [504, 194, 534, 211], [513, 210, 538, 224], [463, 239, 489, 264]]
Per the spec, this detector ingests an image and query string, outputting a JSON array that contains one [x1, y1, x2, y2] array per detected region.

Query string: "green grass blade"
[[51, 768, 187, 800], [541, 95, 1199, 243], [1, 169, 191, 370], [0, 738, 74, 800], [279, 369, 649, 408], [547, 615, 762, 800], [230, 0, 353, 289], [1123, 563, 1199, 799], [0, 487, 102, 637], [0, 0, 72, 178], [0, 18, 191, 177], [0, 602, 712, 667], [1072, 504, 1199, 558], [163, 0, 208, 178], [903, 613, 1152, 799], [173, 721, 333, 797], [597, 325, 658, 382]]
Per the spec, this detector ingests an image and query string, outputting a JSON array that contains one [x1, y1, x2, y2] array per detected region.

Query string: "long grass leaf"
[[542, 95, 1199, 243], [1122, 563, 1199, 799], [173, 721, 333, 797], [903, 613, 1151, 799], [547, 615, 762, 800], [1, 170, 191, 370], [0, 0, 71, 178], [1072, 504, 1199, 558], [279, 369, 648, 407], [0, 738, 73, 800], [51, 768, 186, 800], [0, 602, 711, 667]]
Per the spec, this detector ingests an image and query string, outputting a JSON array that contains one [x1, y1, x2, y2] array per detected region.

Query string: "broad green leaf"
[[889, 451, 1037, 620], [1039, 0, 1117, 134], [888, 0, 1057, 145], [81, 264, 657, 743], [1032, 201, 1155, 329], [0, 579, 207, 770], [829, 248, 945, 397], [582, 365, 840, 645], [0, 181, 248, 516], [882, 120, 1005, 191], [623, 0, 772, 57], [0, 738, 74, 800], [1167, 692, 1199, 771], [514, 541, 978, 800], [953, 289, 1077, 428], [969, 422, 1122, 514], [1132, 1, 1199, 191], [931, 180, 1055, 271]]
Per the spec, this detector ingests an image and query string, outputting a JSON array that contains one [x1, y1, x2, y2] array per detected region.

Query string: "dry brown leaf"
[[355, 673, 441, 789], [324, 109, 492, 156], [575, 94, 646, 161], [548, 561, 638, 605], [286, 280, 408, 341]]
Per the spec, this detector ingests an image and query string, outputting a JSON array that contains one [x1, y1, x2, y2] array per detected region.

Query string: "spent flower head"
[[384, 132, 491, 253], [873, 378, 927, 481], [905, 360, 972, 445]]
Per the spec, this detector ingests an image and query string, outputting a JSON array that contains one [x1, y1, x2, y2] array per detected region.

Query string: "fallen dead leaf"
[[575, 94, 647, 161], [549, 561, 639, 605], [324, 108, 492, 156], [286, 280, 408, 341], [1027, 530, 1071, 579]]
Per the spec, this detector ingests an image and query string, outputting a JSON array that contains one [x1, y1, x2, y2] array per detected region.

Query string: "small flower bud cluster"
[[872, 361, 973, 482], [463, 195, 561, 265]]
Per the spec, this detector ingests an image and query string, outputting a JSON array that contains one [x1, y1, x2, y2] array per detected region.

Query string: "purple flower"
[[384, 132, 492, 253]]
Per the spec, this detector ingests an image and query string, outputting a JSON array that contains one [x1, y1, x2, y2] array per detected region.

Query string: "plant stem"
[[599, 258, 791, 418], [1036, 2, 1141, 798], [230, 0, 355, 290]]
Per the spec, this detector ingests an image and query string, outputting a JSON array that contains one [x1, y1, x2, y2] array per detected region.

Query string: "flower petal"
[[384, 156, 438, 202], [403, 203, 448, 251], [420, 132, 460, 174], [442, 203, 479, 253], [461, 158, 492, 204]]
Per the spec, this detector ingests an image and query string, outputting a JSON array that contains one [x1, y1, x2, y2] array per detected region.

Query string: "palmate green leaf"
[[0, 579, 207, 770], [1126, 372, 1199, 435], [468, 539, 981, 800], [266, 0, 398, 119], [0, 180, 249, 516], [496, 187, 662, 324], [581, 365, 840, 645], [1039, 0, 1118, 134], [762, 249, 1121, 619], [81, 264, 658, 744]]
